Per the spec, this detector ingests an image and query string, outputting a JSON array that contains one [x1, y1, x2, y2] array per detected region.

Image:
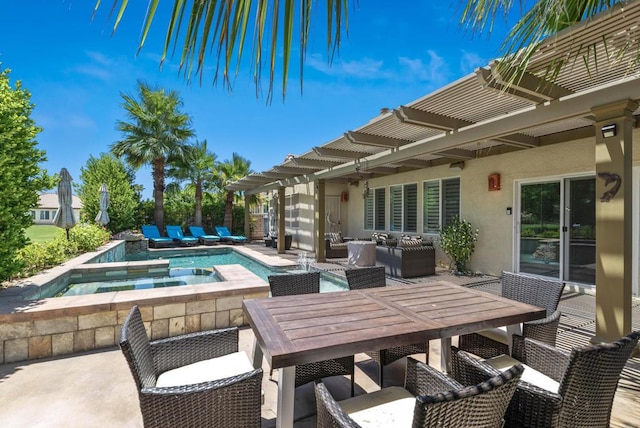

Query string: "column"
[[277, 186, 286, 254], [316, 180, 326, 262], [244, 193, 251, 241], [591, 99, 637, 342]]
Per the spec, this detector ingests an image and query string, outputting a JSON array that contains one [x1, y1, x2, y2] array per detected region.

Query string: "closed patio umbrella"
[[95, 183, 110, 226], [53, 168, 76, 239]]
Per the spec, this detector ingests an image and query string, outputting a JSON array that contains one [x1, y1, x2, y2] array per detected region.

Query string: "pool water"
[[58, 268, 218, 297], [129, 249, 347, 293]]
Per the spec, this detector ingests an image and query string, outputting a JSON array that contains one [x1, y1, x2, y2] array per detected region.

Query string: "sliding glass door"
[[518, 176, 595, 285]]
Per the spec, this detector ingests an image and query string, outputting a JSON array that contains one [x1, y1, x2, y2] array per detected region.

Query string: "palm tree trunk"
[[224, 191, 234, 230], [152, 157, 165, 233], [194, 179, 203, 226]]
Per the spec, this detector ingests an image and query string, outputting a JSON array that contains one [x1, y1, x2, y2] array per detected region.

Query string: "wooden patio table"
[[243, 281, 545, 428]]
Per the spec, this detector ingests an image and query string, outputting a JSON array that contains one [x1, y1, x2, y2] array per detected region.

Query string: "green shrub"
[[68, 223, 111, 253], [439, 216, 479, 275], [12, 224, 110, 280]]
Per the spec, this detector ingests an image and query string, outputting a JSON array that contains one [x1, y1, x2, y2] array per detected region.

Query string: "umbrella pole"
[[66, 228, 70, 240]]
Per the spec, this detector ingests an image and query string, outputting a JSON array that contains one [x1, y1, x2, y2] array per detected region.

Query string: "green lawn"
[[25, 225, 64, 243]]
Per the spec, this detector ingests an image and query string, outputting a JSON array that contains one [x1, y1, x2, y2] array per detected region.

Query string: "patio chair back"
[[141, 225, 162, 239], [344, 265, 427, 386], [267, 271, 355, 394], [268, 271, 321, 296], [189, 226, 206, 237], [119, 306, 156, 390], [345, 266, 386, 290], [215, 226, 232, 237], [555, 331, 640, 427], [165, 225, 186, 239], [502, 271, 565, 315]]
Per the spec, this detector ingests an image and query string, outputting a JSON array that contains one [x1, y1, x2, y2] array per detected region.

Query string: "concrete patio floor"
[[1, 243, 639, 427]]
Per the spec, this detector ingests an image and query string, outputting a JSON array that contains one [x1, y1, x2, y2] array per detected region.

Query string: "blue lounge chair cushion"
[[141, 225, 173, 243], [189, 226, 221, 241], [166, 225, 199, 245], [214, 226, 247, 242]]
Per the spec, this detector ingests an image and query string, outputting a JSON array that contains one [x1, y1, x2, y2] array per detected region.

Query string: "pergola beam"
[[291, 158, 343, 168], [396, 105, 538, 148], [312, 146, 374, 159], [489, 60, 574, 101], [395, 106, 470, 131], [345, 131, 413, 148], [272, 165, 321, 175]]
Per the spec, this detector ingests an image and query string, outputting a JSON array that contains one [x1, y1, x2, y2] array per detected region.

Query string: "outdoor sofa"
[[375, 236, 436, 278], [324, 232, 350, 258]]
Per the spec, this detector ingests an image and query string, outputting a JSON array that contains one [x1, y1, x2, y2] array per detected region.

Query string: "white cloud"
[[398, 50, 449, 84], [459, 50, 487, 74], [306, 54, 388, 79]]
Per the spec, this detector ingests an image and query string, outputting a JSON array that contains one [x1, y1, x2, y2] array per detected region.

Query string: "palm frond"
[[94, 0, 349, 102]]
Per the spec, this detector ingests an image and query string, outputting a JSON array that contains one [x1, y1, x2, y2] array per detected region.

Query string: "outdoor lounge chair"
[[268, 271, 355, 396], [140, 225, 174, 248], [451, 331, 640, 428], [345, 266, 429, 387], [165, 225, 199, 246], [188, 226, 221, 245], [315, 356, 523, 428], [214, 226, 247, 244], [458, 271, 565, 359], [119, 306, 263, 428]]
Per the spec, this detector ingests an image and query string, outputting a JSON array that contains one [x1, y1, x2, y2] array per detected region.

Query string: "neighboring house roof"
[[38, 193, 83, 209]]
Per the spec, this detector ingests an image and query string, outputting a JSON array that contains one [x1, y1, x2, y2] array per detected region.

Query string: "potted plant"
[[438, 216, 479, 275]]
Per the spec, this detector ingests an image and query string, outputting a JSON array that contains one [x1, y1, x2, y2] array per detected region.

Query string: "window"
[[285, 194, 300, 228], [389, 183, 417, 232], [30, 211, 36, 219], [364, 188, 386, 230], [40, 210, 49, 220], [423, 177, 460, 233]]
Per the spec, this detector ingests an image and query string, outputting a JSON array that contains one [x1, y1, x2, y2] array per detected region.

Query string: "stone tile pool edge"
[[0, 241, 299, 364]]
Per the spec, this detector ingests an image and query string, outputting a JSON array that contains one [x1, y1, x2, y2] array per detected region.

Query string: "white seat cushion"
[[156, 351, 254, 388], [478, 326, 509, 344], [339, 386, 415, 427], [483, 355, 560, 393]]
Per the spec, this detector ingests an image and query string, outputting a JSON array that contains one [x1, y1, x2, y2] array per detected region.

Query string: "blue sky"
[[1, 1, 515, 199]]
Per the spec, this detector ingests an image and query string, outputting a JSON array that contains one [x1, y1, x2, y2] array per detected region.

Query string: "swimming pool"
[[57, 248, 347, 297]]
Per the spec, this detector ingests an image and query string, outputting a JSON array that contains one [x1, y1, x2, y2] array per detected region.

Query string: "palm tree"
[[167, 140, 217, 226], [94, 1, 629, 99], [111, 82, 195, 232], [214, 153, 253, 231]]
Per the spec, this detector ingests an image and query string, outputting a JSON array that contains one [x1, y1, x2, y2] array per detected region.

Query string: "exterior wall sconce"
[[601, 124, 617, 138], [488, 173, 501, 191], [449, 161, 465, 171]]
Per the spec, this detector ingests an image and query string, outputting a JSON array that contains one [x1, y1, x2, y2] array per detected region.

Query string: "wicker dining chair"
[[451, 331, 640, 428], [315, 356, 524, 428], [458, 271, 565, 359], [345, 266, 429, 387], [268, 271, 355, 396], [119, 306, 263, 428]]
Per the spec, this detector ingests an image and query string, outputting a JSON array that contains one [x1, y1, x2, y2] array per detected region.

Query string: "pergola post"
[[277, 186, 286, 254], [315, 180, 326, 262], [244, 193, 251, 242], [591, 99, 638, 342]]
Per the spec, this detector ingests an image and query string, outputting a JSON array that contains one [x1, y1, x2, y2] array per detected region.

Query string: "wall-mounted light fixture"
[[449, 161, 465, 171], [488, 173, 501, 191], [601, 124, 617, 138]]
